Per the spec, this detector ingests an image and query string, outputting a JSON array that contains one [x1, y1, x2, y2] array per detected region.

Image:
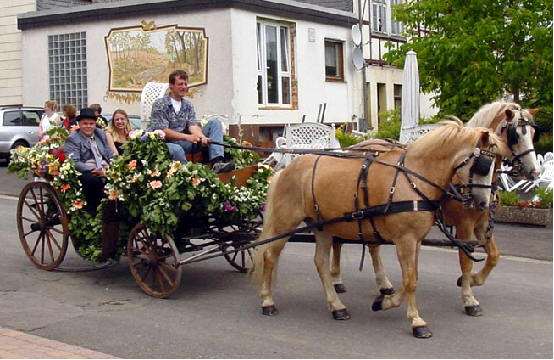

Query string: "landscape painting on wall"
[[105, 24, 208, 92]]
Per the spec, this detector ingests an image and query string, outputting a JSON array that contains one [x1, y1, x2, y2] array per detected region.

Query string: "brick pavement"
[[0, 328, 115, 359]]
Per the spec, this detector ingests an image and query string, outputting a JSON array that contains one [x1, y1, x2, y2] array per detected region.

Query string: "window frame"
[[2, 110, 22, 127], [324, 39, 345, 82], [257, 19, 293, 108]]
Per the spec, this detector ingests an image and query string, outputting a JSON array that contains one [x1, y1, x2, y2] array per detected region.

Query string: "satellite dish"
[[351, 24, 362, 46], [352, 47, 365, 71]]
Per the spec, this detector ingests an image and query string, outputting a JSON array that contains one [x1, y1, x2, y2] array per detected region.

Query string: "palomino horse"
[[251, 121, 510, 338], [329, 101, 539, 318]]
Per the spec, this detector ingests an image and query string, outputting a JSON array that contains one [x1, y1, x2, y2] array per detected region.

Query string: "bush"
[[499, 191, 519, 206], [535, 133, 553, 155], [373, 109, 401, 140], [533, 188, 553, 209], [335, 127, 366, 148]]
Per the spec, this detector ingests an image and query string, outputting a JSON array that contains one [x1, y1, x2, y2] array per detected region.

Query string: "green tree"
[[385, 0, 552, 130]]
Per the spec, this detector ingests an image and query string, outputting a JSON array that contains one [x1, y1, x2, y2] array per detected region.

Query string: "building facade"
[[17, 0, 365, 144]]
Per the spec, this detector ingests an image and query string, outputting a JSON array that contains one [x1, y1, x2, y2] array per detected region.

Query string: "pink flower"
[[149, 180, 162, 190], [223, 201, 238, 213], [73, 199, 83, 209], [128, 160, 137, 170]]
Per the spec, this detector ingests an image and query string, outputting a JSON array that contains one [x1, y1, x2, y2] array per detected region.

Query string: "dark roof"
[[38, 0, 352, 12], [37, 0, 92, 11], [20, 0, 357, 30], [294, 0, 352, 12]]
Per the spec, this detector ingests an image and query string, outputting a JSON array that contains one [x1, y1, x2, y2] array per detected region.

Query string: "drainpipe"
[[358, 0, 369, 128]]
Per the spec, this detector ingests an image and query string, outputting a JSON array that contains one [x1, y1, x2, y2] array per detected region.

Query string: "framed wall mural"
[[104, 22, 208, 98]]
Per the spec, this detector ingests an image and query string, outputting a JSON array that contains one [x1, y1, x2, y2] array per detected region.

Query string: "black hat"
[[76, 108, 97, 122]]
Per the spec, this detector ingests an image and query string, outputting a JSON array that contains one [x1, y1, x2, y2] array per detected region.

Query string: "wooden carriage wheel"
[[222, 241, 252, 273], [127, 224, 182, 298], [17, 181, 69, 270]]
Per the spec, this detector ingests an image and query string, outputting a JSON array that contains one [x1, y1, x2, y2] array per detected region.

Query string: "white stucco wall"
[[229, 8, 363, 126], [21, 7, 362, 127], [22, 8, 234, 117]]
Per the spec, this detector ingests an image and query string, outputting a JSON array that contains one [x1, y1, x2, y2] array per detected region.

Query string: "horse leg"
[[257, 236, 288, 316], [455, 226, 482, 316], [314, 232, 350, 320], [471, 235, 500, 286], [330, 242, 346, 293], [368, 245, 394, 295], [372, 238, 431, 338]]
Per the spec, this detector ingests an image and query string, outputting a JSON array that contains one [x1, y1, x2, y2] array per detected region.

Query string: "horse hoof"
[[464, 305, 482, 317], [334, 283, 347, 293], [412, 326, 433, 339], [262, 305, 278, 316], [380, 287, 395, 295], [332, 308, 351, 320], [372, 294, 385, 312], [456, 276, 462, 287]]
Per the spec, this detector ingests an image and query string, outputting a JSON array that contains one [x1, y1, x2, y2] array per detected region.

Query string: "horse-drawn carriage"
[[9, 100, 541, 338], [11, 127, 269, 298]]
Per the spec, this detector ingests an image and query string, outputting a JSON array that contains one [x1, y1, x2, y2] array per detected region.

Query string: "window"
[[48, 32, 87, 109], [390, 0, 404, 35], [394, 84, 402, 111], [3, 111, 21, 126], [22, 110, 42, 127], [324, 39, 344, 81], [257, 20, 292, 106], [372, 0, 387, 33]]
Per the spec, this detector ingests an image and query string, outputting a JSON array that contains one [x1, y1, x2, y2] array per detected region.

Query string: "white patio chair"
[[522, 160, 554, 192], [264, 122, 340, 169], [140, 82, 169, 130], [399, 124, 438, 144]]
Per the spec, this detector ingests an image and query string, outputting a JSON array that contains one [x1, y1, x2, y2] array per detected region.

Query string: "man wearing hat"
[[64, 108, 114, 215]]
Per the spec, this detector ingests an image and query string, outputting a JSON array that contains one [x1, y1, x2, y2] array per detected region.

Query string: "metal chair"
[[140, 82, 169, 130]]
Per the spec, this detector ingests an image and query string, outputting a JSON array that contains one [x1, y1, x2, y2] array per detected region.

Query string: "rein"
[[210, 140, 487, 262]]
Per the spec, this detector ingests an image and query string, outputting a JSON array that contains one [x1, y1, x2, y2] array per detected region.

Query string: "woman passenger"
[[106, 109, 131, 156]]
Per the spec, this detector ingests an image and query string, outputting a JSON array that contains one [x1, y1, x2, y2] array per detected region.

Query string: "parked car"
[[102, 113, 142, 130], [0, 106, 44, 159]]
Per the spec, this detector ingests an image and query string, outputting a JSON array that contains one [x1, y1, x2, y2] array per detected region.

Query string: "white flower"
[[129, 129, 144, 139], [154, 129, 166, 139]]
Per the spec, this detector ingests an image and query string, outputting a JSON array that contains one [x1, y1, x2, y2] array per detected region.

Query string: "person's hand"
[[184, 134, 199, 143], [199, 135, 209, 146], [91, 168, 106, 177]]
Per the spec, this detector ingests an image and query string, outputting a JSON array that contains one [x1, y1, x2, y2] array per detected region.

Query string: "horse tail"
[[249, 170, 283, 287]]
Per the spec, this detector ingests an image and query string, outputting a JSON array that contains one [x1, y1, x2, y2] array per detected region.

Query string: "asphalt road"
[[0, 194, 551, 358]]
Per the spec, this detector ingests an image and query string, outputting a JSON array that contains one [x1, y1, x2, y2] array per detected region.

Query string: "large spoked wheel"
[[127, 224, 182, 298], [222, 240, 252, 273], [17, 181, 69, 270]]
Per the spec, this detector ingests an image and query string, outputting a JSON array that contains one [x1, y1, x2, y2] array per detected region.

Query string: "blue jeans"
[[166, 118, 225, 163]]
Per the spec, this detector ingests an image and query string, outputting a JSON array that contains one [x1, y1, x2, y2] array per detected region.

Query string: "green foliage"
[[335, 127, 366, 148], [533, 188, 553, 209], [386, 0, 553, 130], [373, 109, 401, 140], [223, 135, 261, 168], [499, 190, 520, 206], [535, 133, 553, 155]]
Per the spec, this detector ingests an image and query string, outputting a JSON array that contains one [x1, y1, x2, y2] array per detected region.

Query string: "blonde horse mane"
[[466, 101, 521, 129], [408, 117, 509, 159]]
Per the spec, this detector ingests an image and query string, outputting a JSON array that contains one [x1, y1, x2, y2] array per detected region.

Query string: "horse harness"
[[502, 114, 538, 170], [310, 147, 496, 264]]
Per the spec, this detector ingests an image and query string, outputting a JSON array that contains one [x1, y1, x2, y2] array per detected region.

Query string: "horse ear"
[[479, 130, 491, 146], [528, 108, 539, 117], [505, 109, 515, 121]]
